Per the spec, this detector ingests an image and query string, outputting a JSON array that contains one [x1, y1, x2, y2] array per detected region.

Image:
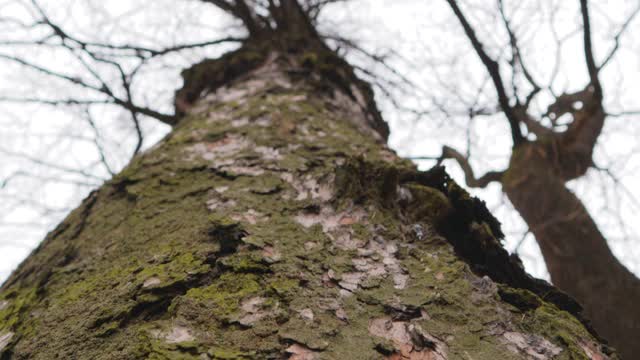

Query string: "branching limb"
[[515, 105, 554, 138], [579, 0, 602, 98], [0, 53, 177, 125], [497, 0, 541, 109], [598, 4, 640, 71], [200, 0, 264, 35], [437, 145, 504, 188], [82, 108, 115, 176], [1, 0, 243, 128], [305, 0, 348, 20], [445, 0, 524, 146]]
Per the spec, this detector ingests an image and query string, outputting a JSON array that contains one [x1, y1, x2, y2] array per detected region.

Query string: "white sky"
[[1, 0, 639, 283]]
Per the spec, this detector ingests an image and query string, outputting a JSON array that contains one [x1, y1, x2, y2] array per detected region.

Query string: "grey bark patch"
[[237, 296, 271, 326], [160, 326, 195, 344], [298, 308, 314, 321], [254, 146, 282, 161], [0, 300, 8, 311], [230, 209, 266, 225], [502, 331, 562, 359], [206, 198, 237, 211], [261, 246, 282, 263], [579, 340, 610, 360], [186, 134, 250, 162], [369, 317, 447, 359], [0, 332, 14, 352], [335, 308, 348, 321], [142, 277, 162, 289], [286, 343, 319, 360], [281, 174, 334, 201]]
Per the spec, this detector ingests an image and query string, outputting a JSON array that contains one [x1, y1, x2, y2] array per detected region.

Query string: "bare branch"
[[496, 0, 541, 109], [0, 147, 106, 181], [82, 108, 115, 176], [0, 53, 177, 125], [445, 0, 524, 146], [599, 4, 640, 71], [201, 0, 263, 35]]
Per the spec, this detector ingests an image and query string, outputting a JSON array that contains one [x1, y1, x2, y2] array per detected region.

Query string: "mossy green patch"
[[0, 287, 37, 332], [185, 273, 262, 321]]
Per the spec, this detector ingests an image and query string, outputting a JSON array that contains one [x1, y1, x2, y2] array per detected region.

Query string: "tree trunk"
[[503, 142, 640, 358], [0, 36, 614, 359]]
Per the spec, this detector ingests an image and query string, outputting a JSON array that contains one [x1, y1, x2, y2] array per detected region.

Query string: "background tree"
[[412, 0, 640, 356]]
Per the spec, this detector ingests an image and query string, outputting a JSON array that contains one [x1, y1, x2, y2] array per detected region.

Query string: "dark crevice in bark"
[[0, 349, 12, 360], [497, 286, 542, 312], [96, 222, 256, 335], [207, 222, 246, 257], [425, 169, 602, 340], [383, 303, 423, 322]]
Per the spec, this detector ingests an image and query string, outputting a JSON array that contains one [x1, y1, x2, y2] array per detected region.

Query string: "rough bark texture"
[[0, 38, 614, 359], [503, 140, 640, 359]]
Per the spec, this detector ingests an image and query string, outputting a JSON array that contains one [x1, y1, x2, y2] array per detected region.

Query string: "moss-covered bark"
[[0, 42, 614, 360]]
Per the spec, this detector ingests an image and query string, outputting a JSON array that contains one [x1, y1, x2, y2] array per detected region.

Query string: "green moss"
[[219, 253, 269, 273], [300, 52, 319, 66], [208, 348, 254, 360], [521, 304, 594, 359], [404, 183, 453, 224], [268, 277, 300, 298], [498, 285, 542, 312], [137, 252, 210, 287], [185, 273, 261, 321], [0, 287, 37, 331]]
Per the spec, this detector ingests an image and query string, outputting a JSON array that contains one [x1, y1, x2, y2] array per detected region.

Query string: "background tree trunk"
[[503, 141, 640, 358], [0, 35, 614, 359], [441, 1, 640, 356]]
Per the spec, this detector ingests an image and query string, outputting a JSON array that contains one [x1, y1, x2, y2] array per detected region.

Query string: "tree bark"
[[503, 141, 640, 359], [0, 35, 614, 359]]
